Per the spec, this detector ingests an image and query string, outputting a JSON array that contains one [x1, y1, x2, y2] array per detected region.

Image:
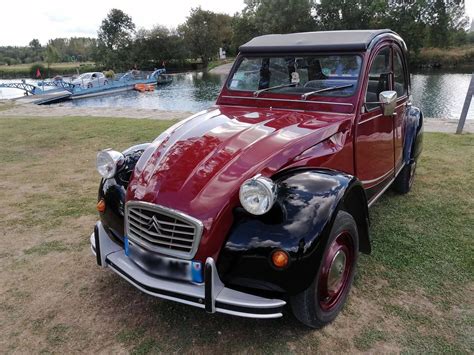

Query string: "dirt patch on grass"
[[0, 116, 472, 354], [0, 102, 192, 120]]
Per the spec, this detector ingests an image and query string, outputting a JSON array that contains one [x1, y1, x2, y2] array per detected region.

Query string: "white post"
[[456, 73, 474, 134]]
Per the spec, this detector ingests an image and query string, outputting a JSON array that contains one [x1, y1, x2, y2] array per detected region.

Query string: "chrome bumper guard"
[[91, 222, 285, 319]]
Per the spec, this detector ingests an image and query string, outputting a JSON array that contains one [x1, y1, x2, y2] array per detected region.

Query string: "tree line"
[[0, 38, 96, 66], [1, 0, 471, 71]]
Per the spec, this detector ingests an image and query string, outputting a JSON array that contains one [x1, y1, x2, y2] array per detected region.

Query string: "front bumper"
[[90, 221, 285, 319]]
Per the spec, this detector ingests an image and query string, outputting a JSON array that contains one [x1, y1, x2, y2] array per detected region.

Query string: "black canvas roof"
[[239, 29, 397, 53]]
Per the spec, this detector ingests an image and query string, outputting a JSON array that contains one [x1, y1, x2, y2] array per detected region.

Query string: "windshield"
[[228, 55, 362, 97]]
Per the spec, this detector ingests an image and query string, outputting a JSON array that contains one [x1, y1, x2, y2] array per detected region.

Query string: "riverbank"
[[411, 45, 474, 69], [0, 62, 99, 79], [0, 101, 471, 133]]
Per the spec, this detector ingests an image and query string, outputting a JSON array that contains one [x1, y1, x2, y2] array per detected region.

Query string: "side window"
[[394, 51, 407, 97], [365, 47, 391, 110]]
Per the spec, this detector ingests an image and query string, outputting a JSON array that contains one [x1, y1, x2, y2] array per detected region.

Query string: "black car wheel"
[[87, 82, 93, 89], [393, 160, 416, 194], [290, 210, 359, 328]]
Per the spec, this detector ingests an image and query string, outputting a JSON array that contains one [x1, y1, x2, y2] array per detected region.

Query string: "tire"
[[392, 160, 416, 194], [87, 83, 93, 89], [290, 210, 359, 328], [104, 80, 108, 86]]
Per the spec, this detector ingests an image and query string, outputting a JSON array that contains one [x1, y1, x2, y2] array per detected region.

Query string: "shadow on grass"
[[93, 272, 315, 353]]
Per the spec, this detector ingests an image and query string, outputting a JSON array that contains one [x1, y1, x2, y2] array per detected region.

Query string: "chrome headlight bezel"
[[239, 175, 277, 215], [96, 149, 124, 179]]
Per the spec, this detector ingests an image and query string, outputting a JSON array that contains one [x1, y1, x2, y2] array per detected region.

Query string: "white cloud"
[[0, 0, 245, 46]]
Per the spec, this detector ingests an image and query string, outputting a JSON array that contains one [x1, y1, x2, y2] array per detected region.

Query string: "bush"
[[103, 70, 115, 79], [29, 63, 46, 79], [410, 45, 474, 68]]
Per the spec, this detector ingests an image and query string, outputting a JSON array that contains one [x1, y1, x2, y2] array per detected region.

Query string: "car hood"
[[126, 105, 353, 259]]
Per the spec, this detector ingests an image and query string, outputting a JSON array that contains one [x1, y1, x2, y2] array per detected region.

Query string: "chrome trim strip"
[[367, 162, 405, 208], [125, 201, 203, 260], [368, 177, 395, 208], [108, 262, 207, 309], [361, 168, 394, 186], [217, 104, 354, 116], [129, 210, 194, 230], [215, 307, 283, 319], [129, 218, 194, 238], [358, 113, 383, 125], [221, 95, 354, 107], [359, 101, 406, 125], [395, 161, 405, 177]]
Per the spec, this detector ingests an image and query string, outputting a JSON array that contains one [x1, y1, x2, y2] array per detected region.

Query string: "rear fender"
[[217, 169, 370, 295], [404, 106, 423, 163]]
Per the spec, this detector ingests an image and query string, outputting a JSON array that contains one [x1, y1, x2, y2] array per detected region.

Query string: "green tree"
[[231, 11, 260, 52], [45, 44, 59, 77], [246, 0, 314, 34], [28, 39, 41, 53], [427, 0, 469, 47], [314, 0, 388, 30], [215, 13, 234, 55], [96, 8, 135, 70], [384, 0, 430, 54], [231, 0, 315, 52], [179, 7, 220, 67], [131, 26, 188, 69]]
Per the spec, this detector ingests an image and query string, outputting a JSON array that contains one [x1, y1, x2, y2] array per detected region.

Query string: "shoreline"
[[0, 101, 471, 133]]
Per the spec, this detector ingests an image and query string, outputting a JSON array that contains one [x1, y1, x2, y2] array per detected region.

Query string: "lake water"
[[1, 71, 473, 119]]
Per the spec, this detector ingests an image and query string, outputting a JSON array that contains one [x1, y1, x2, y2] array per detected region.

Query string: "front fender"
[[98, 143, 150, 241], [217, 169, 368, 295]]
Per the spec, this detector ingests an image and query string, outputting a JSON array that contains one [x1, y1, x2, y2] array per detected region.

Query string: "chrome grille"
[[125, 201, 203, 259]]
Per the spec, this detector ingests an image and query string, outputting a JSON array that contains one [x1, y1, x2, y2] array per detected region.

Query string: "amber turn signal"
[[96, 199, 106, 213], [271, 250, 289, 269]]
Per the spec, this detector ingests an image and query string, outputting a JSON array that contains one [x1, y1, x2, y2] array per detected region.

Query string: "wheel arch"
[[339, 182, 371, 254], [217, 168, 371, 295], [404, 105, 423, 163]]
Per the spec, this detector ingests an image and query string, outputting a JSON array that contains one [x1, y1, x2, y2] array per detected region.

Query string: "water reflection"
[[410, 72, 473, 120]]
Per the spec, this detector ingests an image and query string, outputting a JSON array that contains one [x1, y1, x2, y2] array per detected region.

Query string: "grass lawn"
[[0, 116, 472, 353], [0, 62, 95, 72]]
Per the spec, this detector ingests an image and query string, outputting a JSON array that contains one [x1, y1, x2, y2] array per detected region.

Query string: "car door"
[[356, 45, 395, 202], [392, 46, 409, 175]]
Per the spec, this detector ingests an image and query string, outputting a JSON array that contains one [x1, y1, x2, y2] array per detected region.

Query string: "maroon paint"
[[318, 231, 355, 311]]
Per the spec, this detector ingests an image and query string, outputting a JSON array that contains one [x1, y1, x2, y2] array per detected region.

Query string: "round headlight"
[[239, 175, 277, 215], [96, 149, 124, 178]]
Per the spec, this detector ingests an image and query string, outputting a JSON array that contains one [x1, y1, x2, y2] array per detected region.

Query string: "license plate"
[[126, 239, 192, 281]]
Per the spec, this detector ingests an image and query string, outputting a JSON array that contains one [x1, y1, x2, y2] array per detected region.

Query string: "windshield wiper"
[[253, 83, 297, 97], [301, 84, 354, 100]]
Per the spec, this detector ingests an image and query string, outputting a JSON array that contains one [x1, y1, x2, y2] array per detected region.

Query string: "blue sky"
[[0, 0, 472, 46]]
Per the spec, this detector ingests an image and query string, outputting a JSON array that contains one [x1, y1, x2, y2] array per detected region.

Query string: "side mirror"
[[379, 90, 397, 116]]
